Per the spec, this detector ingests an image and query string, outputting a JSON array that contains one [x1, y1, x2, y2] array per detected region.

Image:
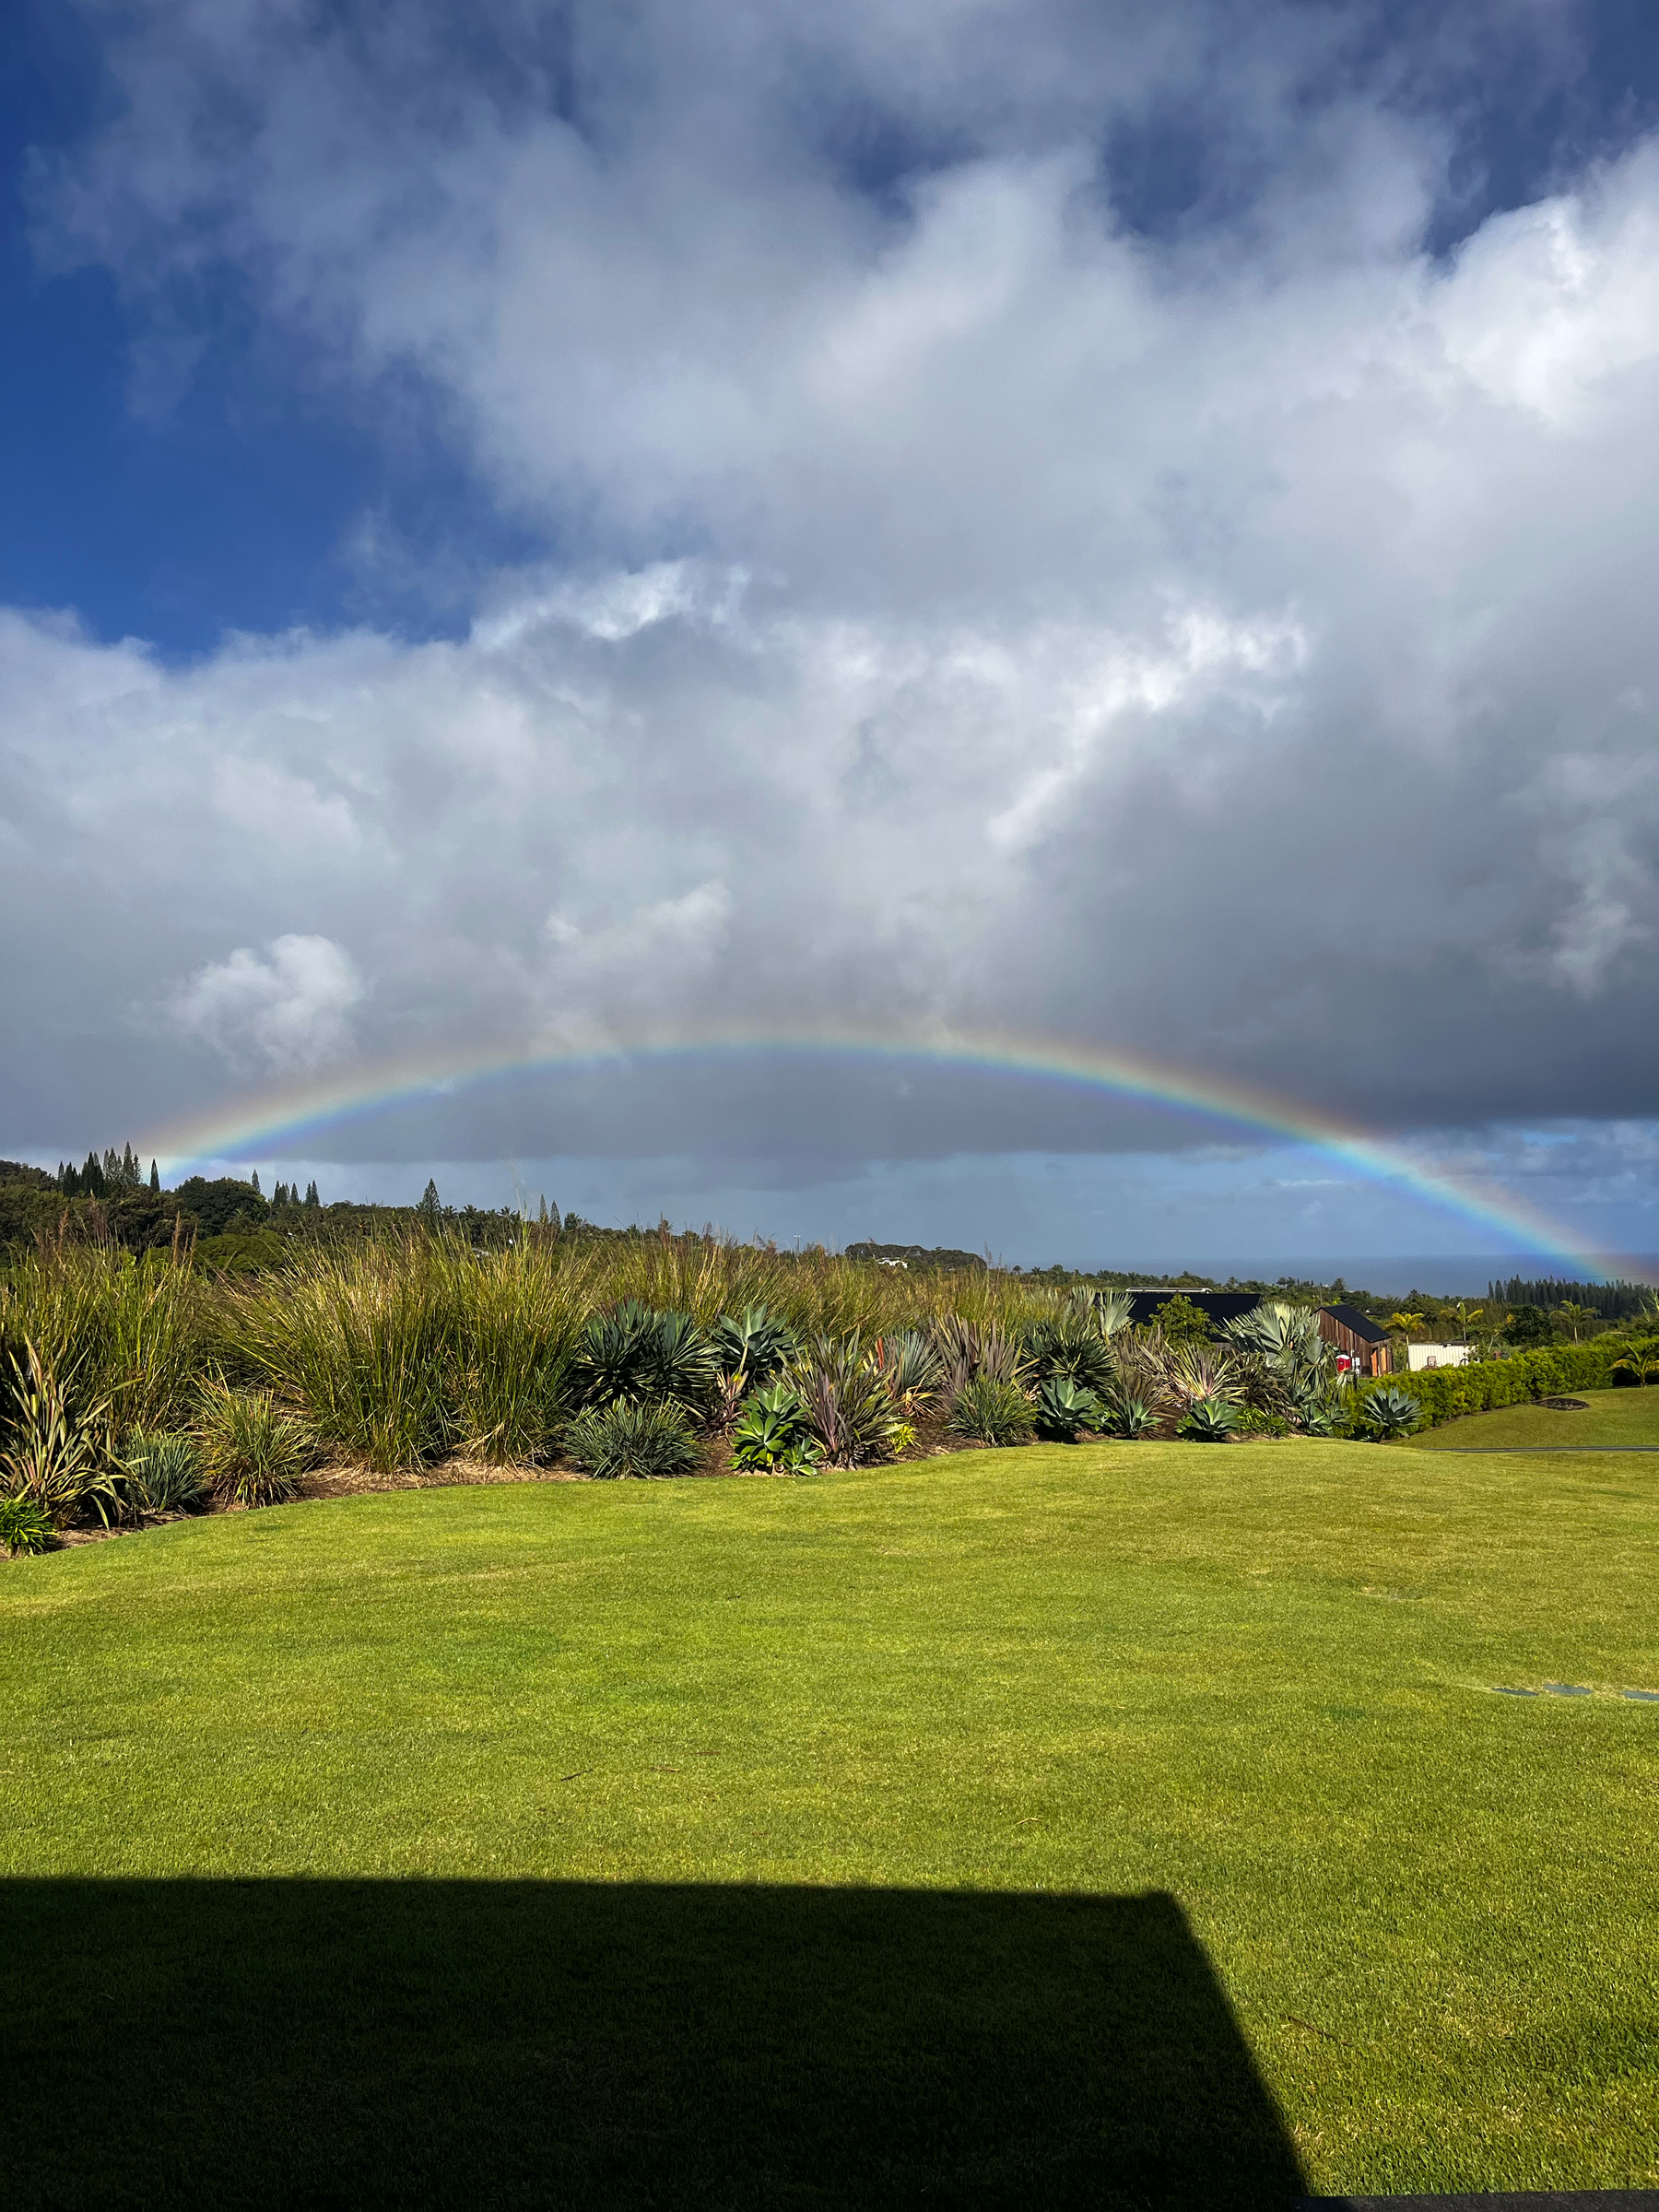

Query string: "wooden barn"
[[1318, 1302, 1392, 1377]]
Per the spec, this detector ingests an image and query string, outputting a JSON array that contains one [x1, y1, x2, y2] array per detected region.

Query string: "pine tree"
[[83, 1151, 105, 1198], [304, 1180, 321, 1209], [418, 1178, 441, 1229], [251, 1170, 262, 1196], [123, 1143, 139, 1185], [149, 1160, 160, 1193]]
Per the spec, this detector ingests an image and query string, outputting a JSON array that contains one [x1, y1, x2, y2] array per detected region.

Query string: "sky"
[[3, 0, 1659, 1273]]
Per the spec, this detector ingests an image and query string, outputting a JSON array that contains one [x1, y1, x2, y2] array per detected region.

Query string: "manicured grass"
[[1405, 1383, 1659, 1452], [4, 1440, 1657, 2204]]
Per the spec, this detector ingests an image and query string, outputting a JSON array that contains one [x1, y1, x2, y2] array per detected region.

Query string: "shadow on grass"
[[3, 1880, 1303, 2209]]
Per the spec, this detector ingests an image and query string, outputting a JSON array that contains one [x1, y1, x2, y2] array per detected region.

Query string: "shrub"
[[1023, 1318, 1116, 1397], [712, 1306, 800, 1392], [0, 1493, 56, 1556], [225, 1239, 455, 1472], [1233, 1405, 1290, 1438], [789, 1339, 905, 1467], [1, 1342, 124, 1526], [196, 1382, 308, 1506], [563, 1399, 700, 1478], [1100, 1394, 1159, 1440], [867, 1330, 942, 1417], [1180, 1394, 1240, 1442], [1034, 1375, 1105, 1441], [1350, 1337, 1628, 1431], [730, 1383, 823, 1472], [443, 1240, 591, 1462], [122, 1430, 210, 1513], [0, 1238, 203, 1436], [1357, 1385, 1422, 1441], [947, 1376, 1036, 1447], [572, 1301, 720, 1418]]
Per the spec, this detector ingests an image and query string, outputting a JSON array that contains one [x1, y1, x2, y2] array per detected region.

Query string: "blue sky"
[[4, 0, 1659, 1272]]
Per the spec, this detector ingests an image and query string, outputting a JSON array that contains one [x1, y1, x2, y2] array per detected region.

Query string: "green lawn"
[[1404, 1382, 1659, 1453], [4, 1440, 1657, 2206]]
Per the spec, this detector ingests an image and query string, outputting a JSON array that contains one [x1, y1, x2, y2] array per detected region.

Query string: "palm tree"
[[1553, 1302, 1591, 1342]]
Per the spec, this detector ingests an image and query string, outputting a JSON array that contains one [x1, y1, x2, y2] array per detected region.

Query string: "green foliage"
[[171, 1176, 270, 1238], [1502, 1304, 1555, 1349], [946, 1375, 1036, 1447], [867, 1328, 941, 1416], [1609, 1338, 1659, 1387], [0, 1341, 124, 1527], [788, 1339, 906, 1467], [712, 1305, 801, 1390], [1033, 1375, 1105, 1441], [572, 1301, 721, 1418], [1357, 1385, 1422, 1441], [224, 1239, 457, 1472], [0, 1491, 55, 1556], [1351, 1336, 1630, 1430], [729, 1383, 823, 1473], [1179, 1394, 1241, 1442], [1147, 1293, 1214, 1346], [1100, 1395, 1159, 1440], [195, 1382, 308, 1506], [563, 1399, 700, 1479], [1023, 1313, 1116, 1396], [1, 1239, 204, 1435], [444, 1240, 592, 1464], [121, 1430, 210, 1514]]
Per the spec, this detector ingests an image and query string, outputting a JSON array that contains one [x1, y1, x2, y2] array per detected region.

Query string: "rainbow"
[[140, 1022, 1614, 1277]]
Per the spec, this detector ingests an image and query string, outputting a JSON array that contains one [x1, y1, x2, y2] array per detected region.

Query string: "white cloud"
[[169, 935, 367, 1072], [5, 0, 1659, 1197]]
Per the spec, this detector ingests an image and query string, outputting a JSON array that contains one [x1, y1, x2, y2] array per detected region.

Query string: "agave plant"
[[1100, 1394, 1159, 1440], [730, 1382, 823, 1473], [1033, 1375, 1105, 1441], [1357, 1385, 1422, 1441], [571, 1301, 720, 1418], [712, 1305, 800, 1391], [0, 1341, 124, 1527], [1180, 1394, 1240, 1442], [1222, 1300, 1339, 1433]]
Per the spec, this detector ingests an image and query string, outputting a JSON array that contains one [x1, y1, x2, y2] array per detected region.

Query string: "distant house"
[[1318, 1303, 1392, 1377], [1406, 1342, 1472, 1371]]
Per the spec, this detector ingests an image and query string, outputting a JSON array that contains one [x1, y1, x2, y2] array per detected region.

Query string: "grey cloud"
[[5, 0, 1658, 1198]]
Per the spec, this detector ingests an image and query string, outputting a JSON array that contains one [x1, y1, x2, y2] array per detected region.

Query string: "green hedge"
[[1353, 1337, 1637, 1431]]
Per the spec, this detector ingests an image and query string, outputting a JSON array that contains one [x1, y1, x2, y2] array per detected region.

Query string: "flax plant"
[[441, 1236, 598, 1463], [224, 1236, 458, 1471], [0, 1230, 204, 1434]]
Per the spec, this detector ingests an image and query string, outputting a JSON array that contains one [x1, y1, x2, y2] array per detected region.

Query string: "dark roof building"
[[1318, 1302, 1391, 1376], [1122, 1289, 1263, 1328]]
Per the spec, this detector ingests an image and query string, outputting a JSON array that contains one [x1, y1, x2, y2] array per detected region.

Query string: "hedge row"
[[1353, 1337, 1642, 1430]]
